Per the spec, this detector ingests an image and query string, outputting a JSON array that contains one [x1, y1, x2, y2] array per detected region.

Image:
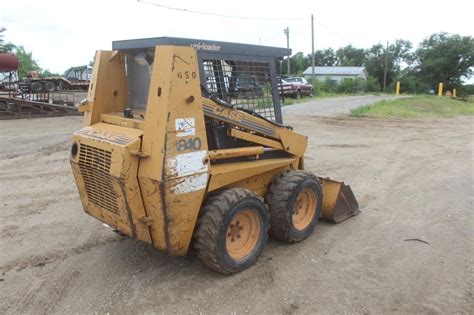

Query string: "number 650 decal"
[[176, 137, 202, 152]]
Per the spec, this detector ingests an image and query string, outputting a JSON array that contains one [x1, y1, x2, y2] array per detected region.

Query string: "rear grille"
[[78, 144, 119, 215]]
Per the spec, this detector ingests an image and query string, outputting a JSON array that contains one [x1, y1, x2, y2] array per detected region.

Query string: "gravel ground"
[[0, 98, 472, 314], [282, 95, 402, 116]]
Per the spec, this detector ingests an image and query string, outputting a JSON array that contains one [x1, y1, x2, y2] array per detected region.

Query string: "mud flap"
[[319, 177, 360, 223]]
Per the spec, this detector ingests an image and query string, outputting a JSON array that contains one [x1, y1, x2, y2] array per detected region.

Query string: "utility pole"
[[284, 27, 290, 75], [383, 40, 389, 93], [311, 14, 315, 79]]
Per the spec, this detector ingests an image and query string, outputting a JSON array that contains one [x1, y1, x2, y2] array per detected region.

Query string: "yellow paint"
[[438, 82, 443, 96], [209, 147, 265, 161], [226, 166, 290, 197], [137, 46, 209, 256], [100, 113, 145, 130], [201, 97, 307, 155], [70, 123, 151, 243], [83, 51, 127, 126], [396, 81, 400, 95], [453, 89, 457, 98], [208, 158, 298, 192], [230, 128, 284, 150]]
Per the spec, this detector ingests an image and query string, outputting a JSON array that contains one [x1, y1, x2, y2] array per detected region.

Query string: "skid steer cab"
[[70, 37, 359, 274]]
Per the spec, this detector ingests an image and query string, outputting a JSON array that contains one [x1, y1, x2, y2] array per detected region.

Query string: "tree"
[[415, 32, 474, 90], [0, 27, 6, 46], [393, 69, 430, 94], [364, 39, 413, 90], [311, 48, 337, 66], [13, 45, 41, 79], [0, 42, 15, 54], [0, 28, 4, 46], [290, 52, 309, 75], [335, 45, 366, 66], [281, 52, 310, 75]]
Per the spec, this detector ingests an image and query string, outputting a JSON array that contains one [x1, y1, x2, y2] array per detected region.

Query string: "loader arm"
[[202, 97, 308, 157]]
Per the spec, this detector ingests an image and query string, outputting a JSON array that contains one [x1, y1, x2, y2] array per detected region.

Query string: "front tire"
[[194, 188, 269, 274], [266, 170, 322, 243]]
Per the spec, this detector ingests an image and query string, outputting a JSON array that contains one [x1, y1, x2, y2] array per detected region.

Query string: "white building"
[[63, 65, 92, 81], [303, 66, 368, 83]]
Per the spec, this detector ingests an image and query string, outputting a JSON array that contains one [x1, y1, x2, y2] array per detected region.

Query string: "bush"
[[459, 84, 474, 96], [320, 78, 338, 93], [365, 76, 382, 92], [308, 76, 381, 95], [390, 73, 430, 94], [336, 78, 365, 93]]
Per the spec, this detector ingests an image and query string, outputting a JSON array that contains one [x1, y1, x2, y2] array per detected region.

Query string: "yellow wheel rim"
[[292, 188, 317, 230], [226, 209, 261, 260]]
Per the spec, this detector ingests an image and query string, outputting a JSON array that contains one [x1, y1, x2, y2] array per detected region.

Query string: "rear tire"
[[266, 170, 322, 243], [30, 81, 43, 93], [44, 81, 56, 92], [194, 188, 269, 274]]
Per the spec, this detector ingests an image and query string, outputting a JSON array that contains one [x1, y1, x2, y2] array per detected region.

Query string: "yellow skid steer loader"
[[70, 37, 359, 274]]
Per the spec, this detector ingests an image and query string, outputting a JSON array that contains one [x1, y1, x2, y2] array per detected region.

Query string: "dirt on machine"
[[70, 37, 359, 274]]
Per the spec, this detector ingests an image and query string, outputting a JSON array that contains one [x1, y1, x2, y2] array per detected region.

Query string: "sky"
[[1, 0, 473, 76]]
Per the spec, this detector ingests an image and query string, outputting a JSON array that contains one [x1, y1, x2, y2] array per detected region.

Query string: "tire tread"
[[266, 170, 320, 242], [194, 188, 265, 274]]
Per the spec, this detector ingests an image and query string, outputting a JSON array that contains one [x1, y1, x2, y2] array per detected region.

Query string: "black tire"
[[266, 170, 322, 243], [30, 81, 43, 93], [194, 188, 269, 274], [44, 81, 56, 92]]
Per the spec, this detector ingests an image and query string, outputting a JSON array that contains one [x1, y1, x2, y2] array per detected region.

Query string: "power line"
[[137, 0, 307, 21]]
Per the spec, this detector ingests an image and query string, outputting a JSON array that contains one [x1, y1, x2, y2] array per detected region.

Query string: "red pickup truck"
[[279, 77, 314, 99]]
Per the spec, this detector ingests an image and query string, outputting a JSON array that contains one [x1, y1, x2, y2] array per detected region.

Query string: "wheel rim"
[[226, 209, 261, 260], [292, 188, 317, 230]]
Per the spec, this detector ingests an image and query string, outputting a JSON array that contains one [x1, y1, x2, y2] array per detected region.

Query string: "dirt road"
[[283, 95, 401, 116], [0, 102, 473, 313]]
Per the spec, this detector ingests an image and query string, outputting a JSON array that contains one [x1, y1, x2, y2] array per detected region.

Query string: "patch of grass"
[[350, 95, 474, 118]]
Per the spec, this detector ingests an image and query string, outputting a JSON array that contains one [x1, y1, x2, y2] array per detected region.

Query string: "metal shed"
[[303, 66, 368, 82]]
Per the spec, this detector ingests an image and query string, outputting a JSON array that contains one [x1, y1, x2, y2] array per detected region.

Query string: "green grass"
[[350, 95, 474, 118], [466, 95, 474, 103]]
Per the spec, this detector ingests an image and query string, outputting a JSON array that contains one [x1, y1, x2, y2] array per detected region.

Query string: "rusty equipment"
[[70, 37, 359, 274], [0, 53, 19, 71], [0, 53, 80, 119]]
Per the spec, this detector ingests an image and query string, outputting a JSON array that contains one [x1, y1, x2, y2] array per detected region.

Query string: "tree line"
[[1, 30, 473, 94], [282, 32, 473, 95]]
